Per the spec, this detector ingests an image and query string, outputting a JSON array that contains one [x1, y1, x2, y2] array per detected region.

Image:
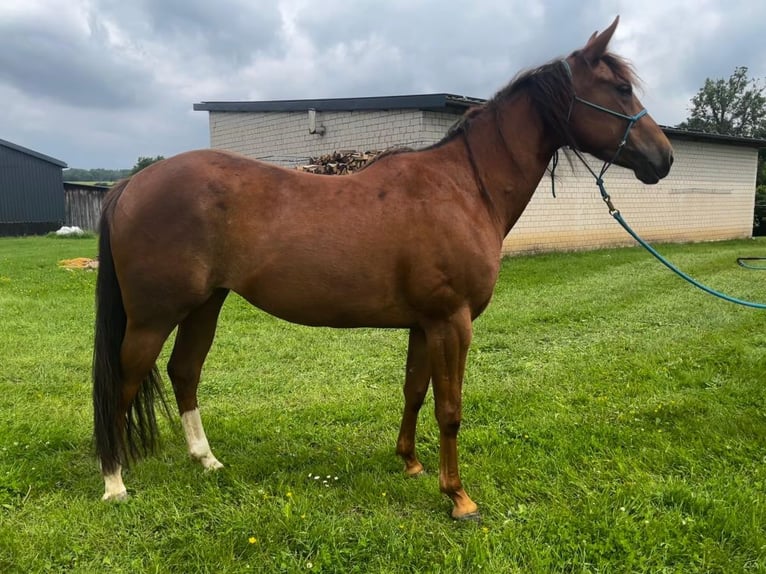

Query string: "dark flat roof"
[[193, 94, 766, 149], [63, 182, 111, 191], [193, 93, 485, 114], [659, 126, 766, 148], [0, 138, 67, 167]]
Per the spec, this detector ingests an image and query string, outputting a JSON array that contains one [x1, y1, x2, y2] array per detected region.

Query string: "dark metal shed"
[[0, 138, 67, 236]]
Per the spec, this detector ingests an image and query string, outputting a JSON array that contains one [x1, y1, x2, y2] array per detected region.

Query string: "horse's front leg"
[[426, 308, 479, 520], [396, 327, 431, 476]]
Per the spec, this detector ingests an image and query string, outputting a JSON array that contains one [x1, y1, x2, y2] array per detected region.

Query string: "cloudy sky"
[[1, 0, 764, 169]]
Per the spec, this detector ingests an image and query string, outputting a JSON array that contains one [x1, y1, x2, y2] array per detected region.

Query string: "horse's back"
[[108, 148, 500, 328]]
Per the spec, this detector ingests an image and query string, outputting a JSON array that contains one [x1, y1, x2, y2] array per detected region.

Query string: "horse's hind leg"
[[167, 289, 229, 470], [396, 327, 431, 476], [103, 322, 173, 501]]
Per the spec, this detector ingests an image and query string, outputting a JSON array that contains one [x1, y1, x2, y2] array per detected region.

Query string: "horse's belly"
[[233, 271, 415, 328]]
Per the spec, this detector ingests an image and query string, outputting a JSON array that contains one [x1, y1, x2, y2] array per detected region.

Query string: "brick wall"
[[423, 111, 462, 142], [207, 110, 758, 255], [504, 140, 757, 254], [209, 109, 452, 167]]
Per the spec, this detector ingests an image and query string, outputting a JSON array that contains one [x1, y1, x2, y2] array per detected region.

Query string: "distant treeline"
[[63, 168, 131, 183], [63, 156, 166, 182]]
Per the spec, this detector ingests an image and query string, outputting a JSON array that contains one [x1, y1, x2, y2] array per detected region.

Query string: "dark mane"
[[360, 113, 476, 170], [485, 59, 577, 149], [601, 52, 640, 88], [423, 58, 579, 151], [357, 145, 415, 171], [362, 51, 637, 167]]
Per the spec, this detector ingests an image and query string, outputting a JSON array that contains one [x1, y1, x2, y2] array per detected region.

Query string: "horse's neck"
[[464, 95, 557, 237]]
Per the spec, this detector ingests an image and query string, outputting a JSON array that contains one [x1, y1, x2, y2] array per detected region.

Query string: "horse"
[[93, 16, 673, 519]]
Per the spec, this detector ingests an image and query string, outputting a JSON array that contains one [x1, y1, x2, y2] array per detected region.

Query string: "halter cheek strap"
[[559, 59, 647, 172], [580, 99, 648, 161], [560, 62, 766, 309], [555, 59, 648, 207]]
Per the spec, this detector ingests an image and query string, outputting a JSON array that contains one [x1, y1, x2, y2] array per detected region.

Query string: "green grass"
[[1, 235, 765, 573]]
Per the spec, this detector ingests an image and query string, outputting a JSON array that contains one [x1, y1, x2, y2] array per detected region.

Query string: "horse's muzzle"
[[624, 145, 673, 184]]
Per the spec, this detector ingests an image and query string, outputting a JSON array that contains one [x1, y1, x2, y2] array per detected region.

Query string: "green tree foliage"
[[131, 155, 166, 175], [679, 67, 766, 233], [62, 167, 131, 183], [677, 66, 766, 139], [755, 185, 766, 235], [63, 155, 167, 182]]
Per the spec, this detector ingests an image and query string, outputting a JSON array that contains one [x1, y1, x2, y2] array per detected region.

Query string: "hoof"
[[452, 510, 481, 522], [448, 488, 478, 521], [403, 461, 425, 477], [202, 459, 224, 472], [102, 490, 128, 503]]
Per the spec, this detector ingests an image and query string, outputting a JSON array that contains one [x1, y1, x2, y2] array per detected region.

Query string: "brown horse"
[[93, 17, 672, 519]]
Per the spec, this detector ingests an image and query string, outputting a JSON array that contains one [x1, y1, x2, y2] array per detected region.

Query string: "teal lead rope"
[[558, 58, 765, 309], [737, 257, 766, 270], [597, 180, 766, 310]]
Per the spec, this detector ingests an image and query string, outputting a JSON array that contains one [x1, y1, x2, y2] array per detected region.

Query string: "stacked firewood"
[[297, 150, 381, 175]]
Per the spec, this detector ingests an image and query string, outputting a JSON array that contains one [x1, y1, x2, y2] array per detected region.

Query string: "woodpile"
[[297, 150, 382, 175]]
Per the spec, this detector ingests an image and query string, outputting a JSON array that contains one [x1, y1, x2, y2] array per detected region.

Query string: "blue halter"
[[560, 59, 646, 172], [559, 59, 766, 309], [558, 58, 647, 207]]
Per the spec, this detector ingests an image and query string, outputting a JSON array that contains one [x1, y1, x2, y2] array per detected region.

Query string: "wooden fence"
[[63, 183, 109, 231]]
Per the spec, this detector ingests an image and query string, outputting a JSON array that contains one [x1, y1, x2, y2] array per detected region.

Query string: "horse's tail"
[[92, 179, 167, 474]]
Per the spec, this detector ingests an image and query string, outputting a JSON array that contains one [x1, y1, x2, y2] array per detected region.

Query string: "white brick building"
[[194, 95, 764, 255]]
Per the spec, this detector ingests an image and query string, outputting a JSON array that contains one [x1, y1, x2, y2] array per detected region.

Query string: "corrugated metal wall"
[[0, 144, 65, 235]]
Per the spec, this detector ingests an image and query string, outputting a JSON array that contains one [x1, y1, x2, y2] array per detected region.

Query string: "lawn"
[[1, 235, 765, 573]]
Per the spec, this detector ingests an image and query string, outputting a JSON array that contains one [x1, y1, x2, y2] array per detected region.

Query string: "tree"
[[679, 67, 766, 233], [63, 167, 132, 183], [677, 66, 766, 139], [759, 149, 766, 187], [755, 184, 766, 235], [131, 155, 165, 175]]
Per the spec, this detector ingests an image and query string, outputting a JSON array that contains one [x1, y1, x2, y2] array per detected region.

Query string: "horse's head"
[[563, 16, 673, 184]]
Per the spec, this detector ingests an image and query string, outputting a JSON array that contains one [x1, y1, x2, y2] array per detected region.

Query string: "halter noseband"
[[556, 59, 648, 209], [560, 59, 647, 157]]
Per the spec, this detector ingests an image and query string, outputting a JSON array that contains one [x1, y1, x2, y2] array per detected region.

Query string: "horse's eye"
[[617, 84, 632, 96]]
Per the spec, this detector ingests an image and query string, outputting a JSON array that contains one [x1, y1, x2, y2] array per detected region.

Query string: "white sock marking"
[[102, 465, 127, 501], [181, 408, 223, 470]]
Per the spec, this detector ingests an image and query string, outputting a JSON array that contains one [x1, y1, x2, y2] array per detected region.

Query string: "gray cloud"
[[100, 0, 284, 68], [0, 0, 762, 168], [0, 14, 155, 108]]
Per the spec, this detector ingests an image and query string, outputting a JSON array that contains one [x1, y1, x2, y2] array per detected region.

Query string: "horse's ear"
[[582, 16, 619, 64]]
